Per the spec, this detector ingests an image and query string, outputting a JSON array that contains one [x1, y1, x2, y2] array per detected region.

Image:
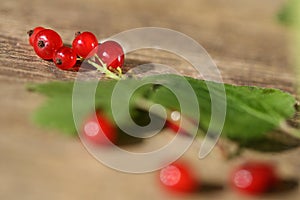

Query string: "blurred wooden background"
[[0, 0, 299, 199]]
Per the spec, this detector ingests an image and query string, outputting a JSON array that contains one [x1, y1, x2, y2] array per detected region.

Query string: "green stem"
[[87, 60, 121, 80], [94, 54, 106, 68], [76, 57, 84, 62]]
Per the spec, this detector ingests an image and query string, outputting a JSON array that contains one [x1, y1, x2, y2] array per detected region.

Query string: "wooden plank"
[[0, 0, 299, 199]]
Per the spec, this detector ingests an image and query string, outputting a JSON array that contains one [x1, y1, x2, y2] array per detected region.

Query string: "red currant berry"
[[165, 111, 193, 136], [33, 29, 63, 60], [159, 162, 198, 193], [82, 111, 117, 145], [53, 46, 77, 70], [165, 111, 181, 133], [97, 40, 125, 70], [72, 31, 98, 58], [230, 161, 278, 195], [27, 26, 45, 46]]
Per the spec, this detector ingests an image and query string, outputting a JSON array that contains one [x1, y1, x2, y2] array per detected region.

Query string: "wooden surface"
[[1, 0, 300, 199]]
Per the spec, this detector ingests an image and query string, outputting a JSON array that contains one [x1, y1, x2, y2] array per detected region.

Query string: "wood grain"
[[0, 0, 295, 91], [0, 0, 299, 200]]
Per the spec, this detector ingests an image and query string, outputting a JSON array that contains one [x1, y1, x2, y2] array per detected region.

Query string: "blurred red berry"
[[159, 162, 198, 193], [82, 111, 117, 145], [230, 161, 278, 195], [165, 111, 181, 133], [166, 120, 180, 133]]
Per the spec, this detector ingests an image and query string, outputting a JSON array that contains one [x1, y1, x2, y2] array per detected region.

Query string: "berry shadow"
[[195, 182, 224, 194], [63, 43, 72, 48], [268, 178, 299, 195], [115, 128, 144, 146]]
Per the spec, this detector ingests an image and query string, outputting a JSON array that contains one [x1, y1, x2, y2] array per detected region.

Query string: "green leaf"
[[28, 74, 297, 151], [28, 80, 152, 136], [148, 75, 296, 146], [28, 82, 76, 135]]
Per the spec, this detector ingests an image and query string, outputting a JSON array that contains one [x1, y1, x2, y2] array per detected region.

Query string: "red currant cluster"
[[27, 27, 124, 74], [160, 160, 279, 195]]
